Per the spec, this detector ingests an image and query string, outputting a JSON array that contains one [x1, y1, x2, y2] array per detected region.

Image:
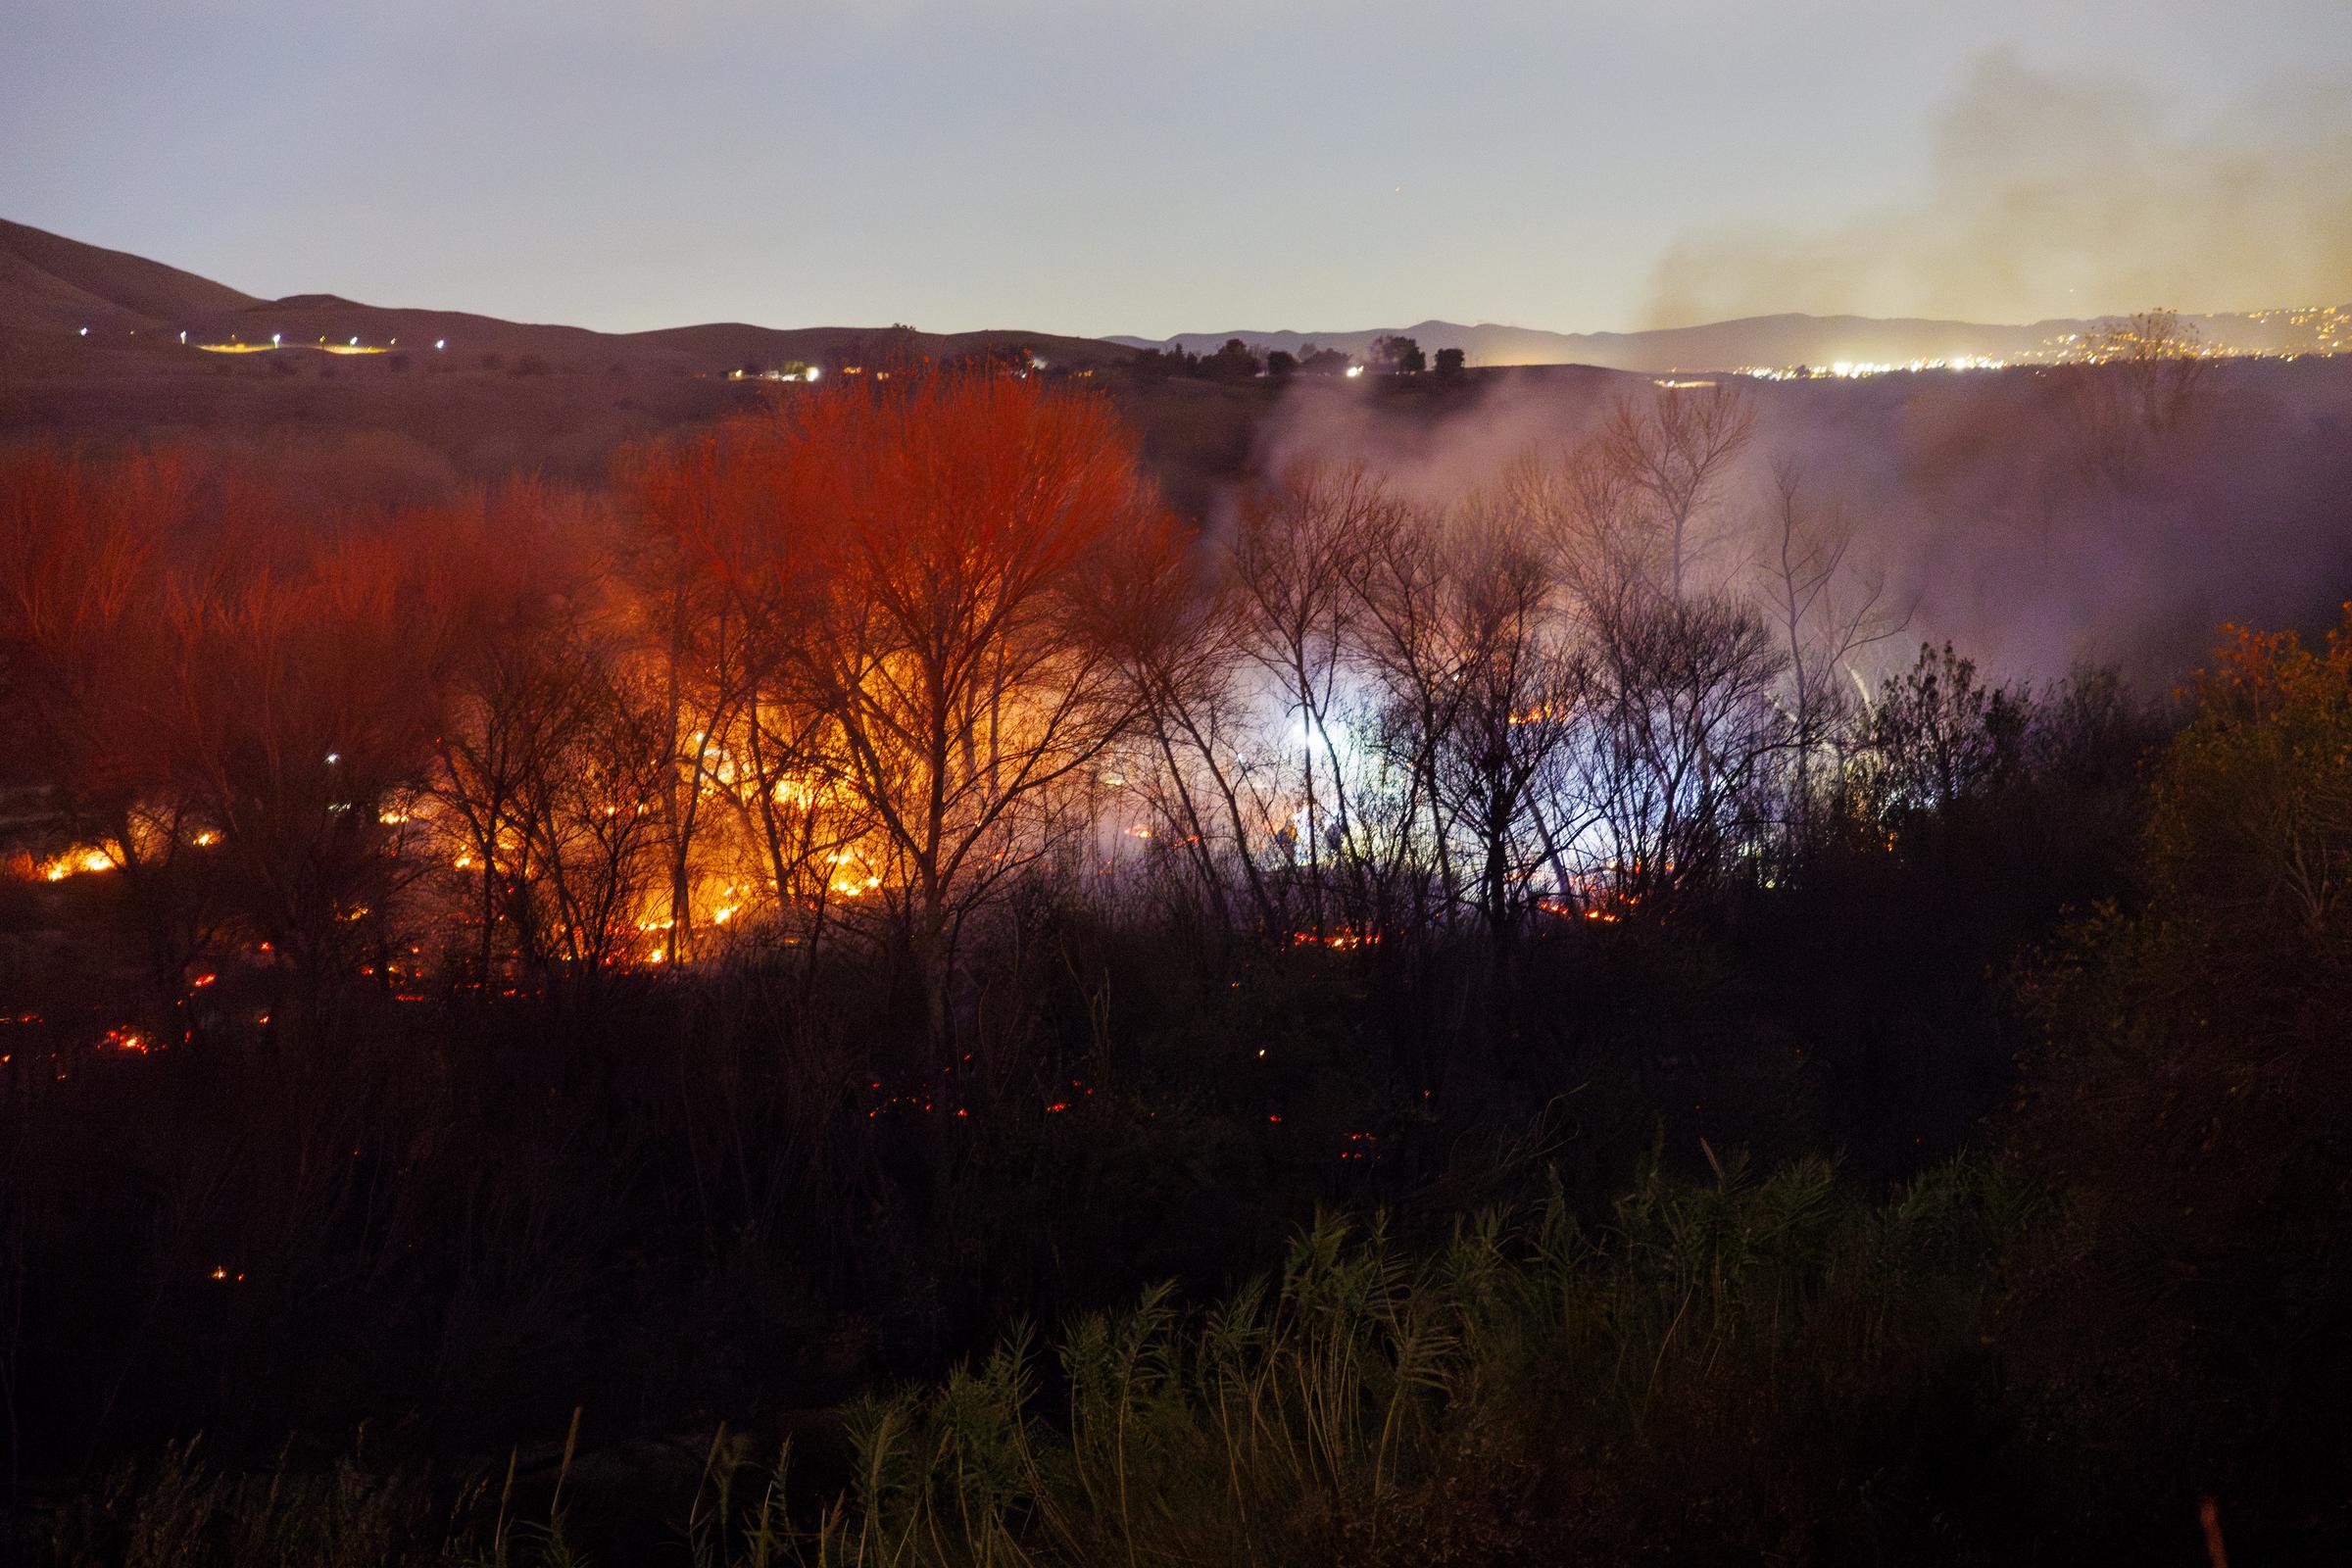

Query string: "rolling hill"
[[0, 219, 1136, 374], [1, 218, 263, 333]]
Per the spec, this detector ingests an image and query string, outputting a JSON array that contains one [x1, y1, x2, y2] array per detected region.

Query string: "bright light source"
[[435, 338, 446, 350], [807, 367, 821, 382], [78, 326, 88, 337], [349, 337, 359, 347], [324, 752, 341, 765], [1345, 365, 1364, 379], [272, 333, 282, 346], [179, 330, 187, 345]]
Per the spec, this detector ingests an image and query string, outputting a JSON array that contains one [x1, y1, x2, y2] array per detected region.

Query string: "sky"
[[5, 0, 2347, 338]]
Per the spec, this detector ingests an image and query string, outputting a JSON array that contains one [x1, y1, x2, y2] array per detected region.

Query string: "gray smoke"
[[1248, 358, 2352, 688], [1643, 51, 2352, 329]]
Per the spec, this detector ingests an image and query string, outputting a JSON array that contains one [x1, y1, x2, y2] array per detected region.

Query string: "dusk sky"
[[7, 0, 2347, 337]]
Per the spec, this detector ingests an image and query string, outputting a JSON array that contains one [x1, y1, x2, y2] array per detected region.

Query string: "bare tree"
[[158, 531, 452, 1043], [1227, 465, 1396, 938], [1097, 521, 1287, 937], [2076, 308, 2214, 432], [0, 447, 225, 1039], [1573, 578, 1787, 916], [640, 368, 1161, 1060], [1426, 496, 1588, 950], [512, 645, 677, 979], [1596, 382, 1757, 599], [1755, 462, 1908, 840]]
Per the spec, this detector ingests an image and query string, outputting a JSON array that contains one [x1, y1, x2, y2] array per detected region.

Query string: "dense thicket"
[[1, 370, 2341, 1562]]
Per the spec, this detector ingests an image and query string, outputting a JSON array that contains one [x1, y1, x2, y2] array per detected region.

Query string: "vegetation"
[[1, 368, 2345, 1562]]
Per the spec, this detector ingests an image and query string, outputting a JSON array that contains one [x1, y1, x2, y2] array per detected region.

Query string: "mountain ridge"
[[1110, 306, 2348, 373]]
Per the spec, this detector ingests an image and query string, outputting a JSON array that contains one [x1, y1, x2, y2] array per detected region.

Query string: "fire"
[[822, 852, 884, 897], [1537, 886, 1639, 923], [37, 845, 119, 881]]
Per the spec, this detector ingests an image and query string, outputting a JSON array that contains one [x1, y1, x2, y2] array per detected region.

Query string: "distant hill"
[[0, 219, 1136, 373], [1113, 308, 2351, 373], [1, 219, 263, 332]]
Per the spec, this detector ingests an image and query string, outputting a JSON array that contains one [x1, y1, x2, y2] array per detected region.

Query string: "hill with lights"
[[1114, 306, 2349, 374], [0, 219, 1133, 376]]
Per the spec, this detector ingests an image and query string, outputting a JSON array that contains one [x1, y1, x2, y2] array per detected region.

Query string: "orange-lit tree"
[[416, 484, 677, 987], [2153, 610, 2352, 945], [634, 367, 1167, 1057], [157, 526, 454, 1041], [0, 447, 232, 1038]]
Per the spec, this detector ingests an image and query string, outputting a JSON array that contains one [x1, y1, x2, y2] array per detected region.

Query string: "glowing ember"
[[1291, 926, 1378, 950]]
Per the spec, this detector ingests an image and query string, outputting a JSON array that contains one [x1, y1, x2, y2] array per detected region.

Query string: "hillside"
[[0, 219, 1136, 376], [0, 219, 1149, 489], [0, 218, 263, 332]]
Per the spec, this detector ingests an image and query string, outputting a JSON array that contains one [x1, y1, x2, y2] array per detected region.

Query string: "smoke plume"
[[1643, 51, 2352, 328]]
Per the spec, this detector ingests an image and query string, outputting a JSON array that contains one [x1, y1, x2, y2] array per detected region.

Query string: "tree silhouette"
[[1368, 335, 1426, 374]]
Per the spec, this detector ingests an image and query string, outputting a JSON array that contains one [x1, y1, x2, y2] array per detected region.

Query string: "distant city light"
[[1345, 365, 1364, 379], [272, 333, 281, 345], [78, 326, 88, 337], [435, 338, 446, 350], [807, 366, 821, 382]]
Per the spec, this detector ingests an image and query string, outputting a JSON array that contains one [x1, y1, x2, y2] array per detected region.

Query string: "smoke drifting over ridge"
[[1643, 52, 2352, 330]]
